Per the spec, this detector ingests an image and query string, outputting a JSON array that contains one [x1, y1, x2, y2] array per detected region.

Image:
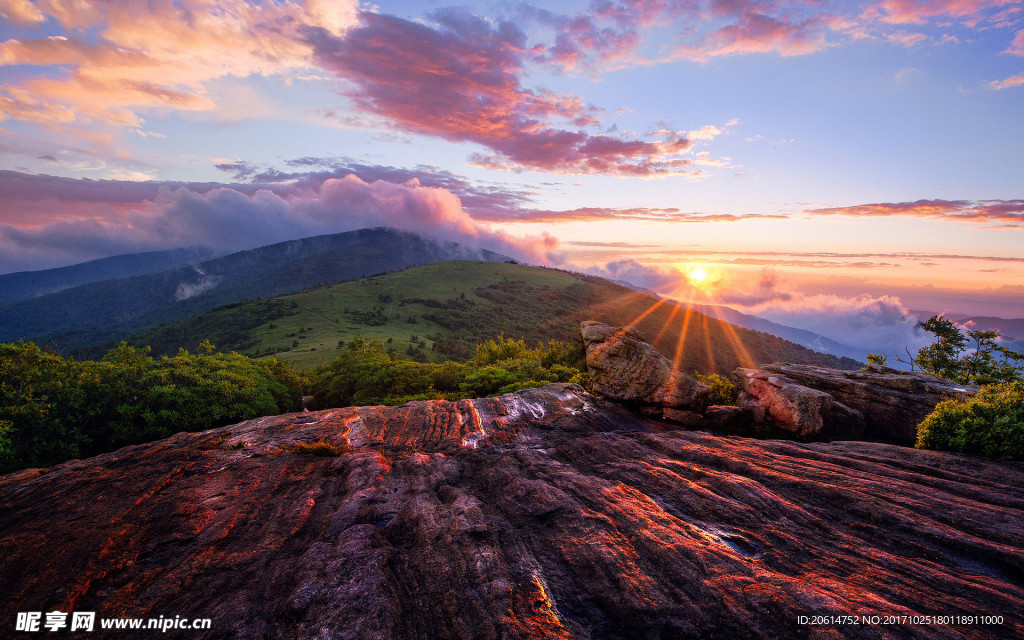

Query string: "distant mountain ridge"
[[0, 247, 214, 303], [911, 309, 1024, 350], [106, 260, 862, 373], [684, 303, 867, 363], [0, 228, 509, 350]]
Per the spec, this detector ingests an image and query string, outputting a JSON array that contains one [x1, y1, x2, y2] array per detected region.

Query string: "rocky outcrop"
[[581, 320, 710, 413], [756, 364, 979, 444], [2, 383, 1022, 639], [733, 368, 865, 441]]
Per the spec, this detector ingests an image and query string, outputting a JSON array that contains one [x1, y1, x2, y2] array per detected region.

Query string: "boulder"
[[2, 383, 1022, 639], [733, 368, 865, 440], [759, 363, 978, 444], [581, 320, 710, 412]]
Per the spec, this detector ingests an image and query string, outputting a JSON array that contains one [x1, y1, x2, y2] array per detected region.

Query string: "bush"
[[292, 441, 347, 457], [308, 335, 587, 409], [0, 341, 306, 472], [916, 382, 1024, 461], [692, 371, 739, 406]]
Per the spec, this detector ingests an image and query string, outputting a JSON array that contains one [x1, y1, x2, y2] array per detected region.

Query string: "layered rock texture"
[[732, 368, 865, 441], [736, 364, 979, 445], [1, 383, 1022, 639], [581, 320, 710, 413]]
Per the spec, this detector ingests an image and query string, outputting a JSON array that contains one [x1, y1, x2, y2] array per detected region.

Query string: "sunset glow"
[[0, 0, 1021, 355]]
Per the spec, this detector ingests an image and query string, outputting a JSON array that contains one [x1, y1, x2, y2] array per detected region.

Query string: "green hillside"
[[2, 228, 507, 350], [108, 261, 861, 373]]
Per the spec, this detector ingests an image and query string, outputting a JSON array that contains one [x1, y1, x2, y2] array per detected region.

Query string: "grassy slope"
[[119, 261, 862, 372]]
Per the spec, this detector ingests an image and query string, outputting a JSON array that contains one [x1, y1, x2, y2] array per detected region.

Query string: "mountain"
[[911, 310, 1024, 350], [961, 316, 1024, 341], [2, 384, 1021, 639], [0, 247, 213, 303], [107, 260, 862, 373], [684, 303, 867, 363], [0, 228, 509, 350]]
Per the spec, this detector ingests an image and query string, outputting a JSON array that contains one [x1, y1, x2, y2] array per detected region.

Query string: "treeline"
[[0, 335, 587, 473], [0, 341, 304, 472], [308, 335, 587, 409]]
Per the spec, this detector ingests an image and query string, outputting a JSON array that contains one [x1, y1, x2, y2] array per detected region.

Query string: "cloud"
[[863, 0, 1015, 25], [0, 170, 560, 273], [0, 0, 45, 25], [0, 0, 358, 133], [1006, 29, 1024, 55], [215, 157, 765, 224], [715, 270, 795, 307], [305, 10, 710, 177], [804, 199, 1024, 227], [586, 259, 681, 291], [886, 30, 929, 46], [676, 12, 830, 61], [988, 73, 1024, 89], [471, 206, 784, 224], [708, 268, 934, 359]]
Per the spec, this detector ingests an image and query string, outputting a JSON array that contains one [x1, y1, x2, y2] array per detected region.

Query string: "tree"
[[902, 315, 1023, 385]]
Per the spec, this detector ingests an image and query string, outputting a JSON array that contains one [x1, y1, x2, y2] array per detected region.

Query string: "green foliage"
[[903, 315, 1023, 385], [917, 382, 1024, 461], [866, 353, 888, 367], [292, 441, 347, 457], [691, 371, 740, 406], [308, 335, 586, 409], [0, 341, 305, 472], [108, 260, 858, 372]]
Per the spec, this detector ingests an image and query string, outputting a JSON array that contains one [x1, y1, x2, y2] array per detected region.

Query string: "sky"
[[1, 0, 1022, 356]]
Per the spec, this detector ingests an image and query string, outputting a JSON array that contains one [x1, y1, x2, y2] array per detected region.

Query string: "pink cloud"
[[805, 199, 1024, 226], [0, 170, 559, 273], [307, 11, 705, 177], [678, 12, 830, 60], [1006, 29, 1024, 55], [863, 0, 1016, 25], [886, 30, 929, 46], [988, 73, 1024, 88]]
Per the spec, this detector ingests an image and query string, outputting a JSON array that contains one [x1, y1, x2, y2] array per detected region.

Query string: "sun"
[[689, 267, 709, 284]]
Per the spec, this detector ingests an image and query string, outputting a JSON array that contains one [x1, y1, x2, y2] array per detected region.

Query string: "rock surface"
[[733, 368, 866, 441], [581, 320, 710, 412], [1, 383, 1022, 639], [758, 364, 979, 444]]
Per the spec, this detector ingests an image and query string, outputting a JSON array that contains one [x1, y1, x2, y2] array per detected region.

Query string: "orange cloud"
[[0, 0, 45, 25], [0, 0, 358, 131]]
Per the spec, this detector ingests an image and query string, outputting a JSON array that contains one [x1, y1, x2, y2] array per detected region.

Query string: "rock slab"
[[581, 320, 710, 412], [733, 368, 866, 440], [759, 363, 979, 444], [1, 383, 1023, 639]]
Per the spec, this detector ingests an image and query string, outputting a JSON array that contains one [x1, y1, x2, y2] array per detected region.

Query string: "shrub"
[[692, 371, 739, 406], [0, 341, 305, 472], [292, 441, 347, 456], [916, 382, 1024, 461], [308, 336, 586, 409]]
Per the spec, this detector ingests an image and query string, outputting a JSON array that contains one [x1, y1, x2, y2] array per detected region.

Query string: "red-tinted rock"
[[761, 364, 979, 444], [581, 320, 710, 412], [734, 368, 866, 440], [1, 383, 1022, 639]]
